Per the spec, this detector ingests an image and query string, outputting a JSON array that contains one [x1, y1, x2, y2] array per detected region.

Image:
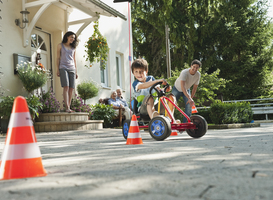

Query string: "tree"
[[132, 0, 273, 100], [132, 0, 171, 77]]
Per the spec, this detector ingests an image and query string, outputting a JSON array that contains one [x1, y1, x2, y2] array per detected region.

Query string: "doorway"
[[31, 29, 52, 94]]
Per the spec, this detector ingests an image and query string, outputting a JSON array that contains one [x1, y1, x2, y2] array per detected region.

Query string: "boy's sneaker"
[[152, 111, 160, 118], [165, 116, 172, 122], [175, 119, 181, 124]]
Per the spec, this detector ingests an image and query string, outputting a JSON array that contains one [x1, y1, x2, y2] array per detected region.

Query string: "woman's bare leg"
[[63, 86, 70, 111]]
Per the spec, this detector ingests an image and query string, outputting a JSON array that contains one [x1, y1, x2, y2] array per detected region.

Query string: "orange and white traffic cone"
[[170, 130, 178, 136], [192, 105, 198, 114], [0, 96, 47, 180], [126, 114, 143, 145]]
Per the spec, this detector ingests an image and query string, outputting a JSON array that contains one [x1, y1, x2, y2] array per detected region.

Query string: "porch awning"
[[22, 0, 127, 46], [61, 0, 127, 21]]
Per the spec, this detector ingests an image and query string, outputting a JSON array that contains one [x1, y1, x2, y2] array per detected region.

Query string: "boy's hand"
[[160, 79, 171, 92], [166, 86, 172, 92], [161, 79, 168, 85]]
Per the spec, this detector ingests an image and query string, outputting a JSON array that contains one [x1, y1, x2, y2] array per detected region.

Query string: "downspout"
[[128, 2, 132, 110]]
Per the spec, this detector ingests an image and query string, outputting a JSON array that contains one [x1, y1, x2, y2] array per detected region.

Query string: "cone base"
[[126, 138, 143, 145], [0, 157, 47, 180], [170, 131, 178, 136]]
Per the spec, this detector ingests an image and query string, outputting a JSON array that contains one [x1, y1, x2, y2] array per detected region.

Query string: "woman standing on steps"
[[56, 31, 79, 113]]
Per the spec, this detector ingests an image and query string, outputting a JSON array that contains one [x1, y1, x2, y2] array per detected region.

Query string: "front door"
[[31, 29, 52, 95]]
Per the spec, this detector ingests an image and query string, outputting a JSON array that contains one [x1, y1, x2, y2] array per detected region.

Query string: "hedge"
[[209, 101, 253, 124]]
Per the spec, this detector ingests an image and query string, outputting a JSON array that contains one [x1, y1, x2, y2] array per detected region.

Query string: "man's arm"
[[191, 84, 198, 99], [180, 80, 194, 107]]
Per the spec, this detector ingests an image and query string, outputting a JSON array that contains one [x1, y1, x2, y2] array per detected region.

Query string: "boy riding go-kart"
[[122, 81, 208, 141]]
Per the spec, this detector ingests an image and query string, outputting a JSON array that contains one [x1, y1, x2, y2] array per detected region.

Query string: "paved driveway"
[[0, 123, 272, 200]]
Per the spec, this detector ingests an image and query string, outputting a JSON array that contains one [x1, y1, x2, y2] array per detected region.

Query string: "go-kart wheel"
[[148, 116, 171, 141], [122, 119, 131, 139], [186, 115, 208, 138]]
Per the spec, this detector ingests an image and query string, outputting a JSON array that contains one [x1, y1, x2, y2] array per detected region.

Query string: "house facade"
[[0, 0, 134, 107]]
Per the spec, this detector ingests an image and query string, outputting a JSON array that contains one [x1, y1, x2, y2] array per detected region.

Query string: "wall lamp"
[[15, 10, 30, 29]]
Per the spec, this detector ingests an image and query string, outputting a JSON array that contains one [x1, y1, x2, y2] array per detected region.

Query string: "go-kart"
[[122, 81, 208, 141]]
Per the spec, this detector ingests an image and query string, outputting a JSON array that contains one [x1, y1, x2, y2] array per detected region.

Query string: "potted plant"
[[84, 20, 109, 69], [77, 80, 100, 104], [16, 61, 51, 94]]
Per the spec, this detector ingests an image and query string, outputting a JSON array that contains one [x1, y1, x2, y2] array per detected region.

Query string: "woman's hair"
[[110, 90, 116, 98], [62, 31, 78, 49], [116, 88, 124, 99]]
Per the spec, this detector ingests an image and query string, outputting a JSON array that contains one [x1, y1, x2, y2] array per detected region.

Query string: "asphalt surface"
[[0, 123, 272, 200]]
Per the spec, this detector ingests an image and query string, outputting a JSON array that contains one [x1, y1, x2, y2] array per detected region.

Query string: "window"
[[100, 59, 108, 87], [116, 54, 122, 87], [31, 34, 47, 51]]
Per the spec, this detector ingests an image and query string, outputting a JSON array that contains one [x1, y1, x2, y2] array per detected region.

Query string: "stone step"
[[36, 112, 89, 122], [34, 120, 103, 132], [34, 112, 103, 133]]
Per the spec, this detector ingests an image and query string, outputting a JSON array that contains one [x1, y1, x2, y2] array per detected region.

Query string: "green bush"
[[173, 106, 212, 123], [0, 95, 42, 120], [27, 95, 43, 120], [196, 108, 212, 124], [209, 101, 253, 124], [0, 96, 15, 117], [90, 103, 116, 125], [77, 80, 100, 104]]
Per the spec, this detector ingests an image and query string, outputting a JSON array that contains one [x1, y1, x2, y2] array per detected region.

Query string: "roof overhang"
[[60, 0, 127, 21], [21, 0, 127, 47]]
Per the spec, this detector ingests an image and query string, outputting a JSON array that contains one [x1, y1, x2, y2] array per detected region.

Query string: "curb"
[[208, 122, 260, 129]]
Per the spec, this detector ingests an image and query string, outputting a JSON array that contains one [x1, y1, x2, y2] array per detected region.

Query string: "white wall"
[[69, 1, 134, 106], [1, 0, 31, 97], [0, 0, 134, 108], [0, 0, 66, 98]]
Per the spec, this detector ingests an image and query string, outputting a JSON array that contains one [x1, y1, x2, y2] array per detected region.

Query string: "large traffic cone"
[[192, 105, 198, 114], [126, 115, 143, 145], [0, 96, 47, 180]]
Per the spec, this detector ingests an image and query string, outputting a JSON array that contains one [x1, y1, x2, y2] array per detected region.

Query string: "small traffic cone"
[[170, 130, 178, 136], [192, 105, 198, 114], [126, 114, 143, 145], [0, 96, 47, 180]]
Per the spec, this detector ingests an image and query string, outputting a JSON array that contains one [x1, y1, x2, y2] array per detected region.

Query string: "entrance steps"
[[34, 112, 103, 133]]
